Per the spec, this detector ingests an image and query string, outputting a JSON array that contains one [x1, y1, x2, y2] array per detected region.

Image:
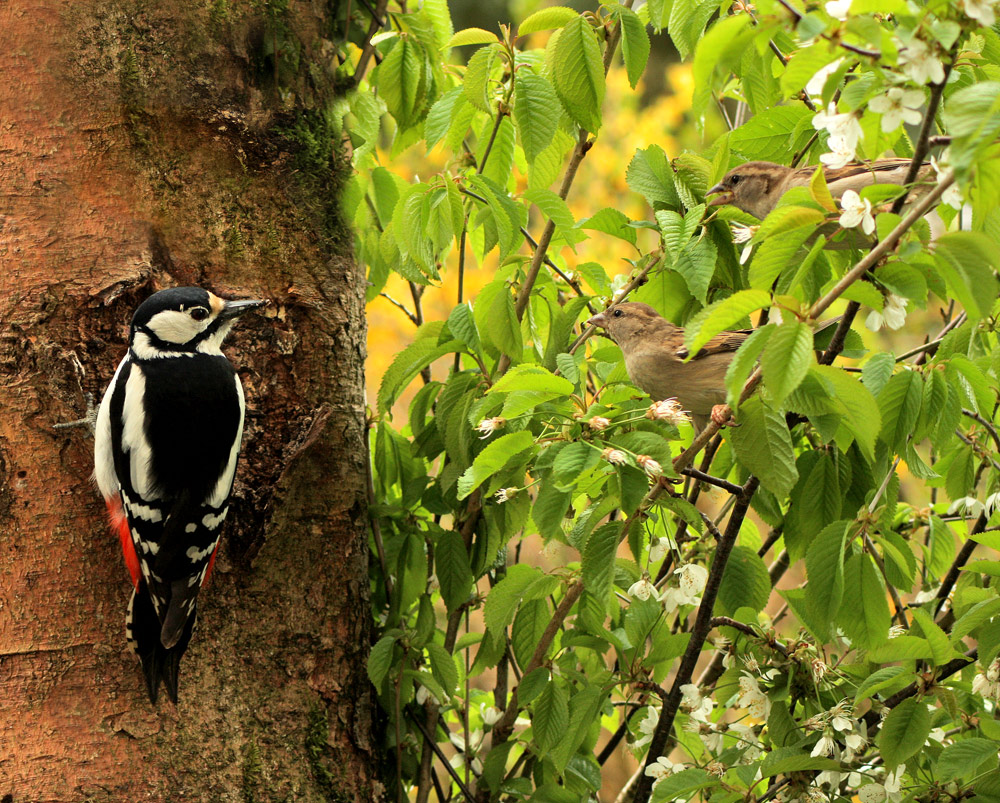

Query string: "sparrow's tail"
[[126, 580, 196, 704]]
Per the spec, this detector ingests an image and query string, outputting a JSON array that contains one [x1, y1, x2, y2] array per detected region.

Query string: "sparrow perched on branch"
[[587, 302, 750, 432], [707, 158, 934, 223]]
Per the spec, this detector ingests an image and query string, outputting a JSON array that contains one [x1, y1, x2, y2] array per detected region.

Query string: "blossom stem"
[[935, 512, 987, 616]]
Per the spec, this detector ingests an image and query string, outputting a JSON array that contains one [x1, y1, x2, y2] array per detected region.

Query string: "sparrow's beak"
[[706, 182, 732, 207], [586, 312, 608, 329], [219, 298, 268, 321]]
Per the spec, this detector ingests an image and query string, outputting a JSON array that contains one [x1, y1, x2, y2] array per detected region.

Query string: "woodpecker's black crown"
[[131, 287, 214, 330]]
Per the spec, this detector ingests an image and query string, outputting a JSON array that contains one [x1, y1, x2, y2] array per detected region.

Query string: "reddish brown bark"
[[0, 2, 377, 800]]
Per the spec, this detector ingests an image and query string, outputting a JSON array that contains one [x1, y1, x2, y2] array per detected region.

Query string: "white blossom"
[[963, 0, 998, 26], [807, 56, 845, 95], [972, 659, 1000, 699], [737, 672, 771, 719], [644, 756, 686, 788], [898, 39, 946, 85], [637, 454, 663, 478], [868, 87, 925, 132], [839, 189, 875, 235], [865, 294, 907, 332], [587, 416, 611, 431], [728, 722, 764, 762], [931, 155, 963, 209], [628, 578, 660, 601], [811, 732, 837, 757], [888, 623, 907, 639], [859, 783, 888, 803], [647, 398, 691, 426], [680, 683, 714, 723], [948, 496, 985, 518], [825, 0, 851, 20], [884, 765, 906, 801], [480, 704, 503, 726], [494, 488, 516, 504], [811, 657, 828, 683], [663, 563, 708, 612], [602, 447, 627, 465], [475, 417, 506, 438], [731, 223, 757, 264], [913, 585, 940, 604], [814, 102, 863, 168], [986, 491, 1000, 516], [649, 536, 671, 563], [634, 706, 659, 749]]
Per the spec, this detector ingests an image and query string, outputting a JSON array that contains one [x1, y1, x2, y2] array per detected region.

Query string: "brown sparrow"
[[586, 302, 750, 432], [707, 159, 934, 230]]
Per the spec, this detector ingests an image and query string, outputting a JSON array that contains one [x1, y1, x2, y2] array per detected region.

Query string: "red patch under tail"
[[107, 494, 140, 588]]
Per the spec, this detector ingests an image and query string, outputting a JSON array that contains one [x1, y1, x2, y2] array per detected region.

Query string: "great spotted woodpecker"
[[94, 287, 265, 703]]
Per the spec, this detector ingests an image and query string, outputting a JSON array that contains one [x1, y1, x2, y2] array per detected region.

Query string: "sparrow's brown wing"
[[792, 159, 929, 197], [677, 329, 753, 360]]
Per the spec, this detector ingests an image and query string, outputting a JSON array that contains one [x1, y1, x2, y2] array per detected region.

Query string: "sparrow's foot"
[[54, 392, 98, 436], [710, 404, 736, 428]]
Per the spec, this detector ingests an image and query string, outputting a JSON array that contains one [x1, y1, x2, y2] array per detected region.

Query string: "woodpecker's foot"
[[710, 404, 737, 428], [54, 392, 98, 436]]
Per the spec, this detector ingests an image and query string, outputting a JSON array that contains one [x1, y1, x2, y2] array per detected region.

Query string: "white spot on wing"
[[185, 522, 197, 533], [207, 375, 244, 508], [201, 508, 228, 530], [186, 543, 216, 562]]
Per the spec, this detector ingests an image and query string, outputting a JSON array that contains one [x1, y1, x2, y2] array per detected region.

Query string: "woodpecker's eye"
[[612, 309, 623, 318], [730, 174, 741, 185], [190, 307, 210, 322]]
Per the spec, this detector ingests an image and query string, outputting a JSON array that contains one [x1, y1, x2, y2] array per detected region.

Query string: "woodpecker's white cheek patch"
[[146, 309, 209, 346], [196, 320, 232, 356]]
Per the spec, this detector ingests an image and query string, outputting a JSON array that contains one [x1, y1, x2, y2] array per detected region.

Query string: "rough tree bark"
[[0, 1, 379, 800]]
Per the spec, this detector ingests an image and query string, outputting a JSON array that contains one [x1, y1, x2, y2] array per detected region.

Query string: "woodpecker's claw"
[[54, 392, 98, 436]]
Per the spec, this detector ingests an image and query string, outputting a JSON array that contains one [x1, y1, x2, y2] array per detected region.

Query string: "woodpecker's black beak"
[[219, 299, 267, 321]]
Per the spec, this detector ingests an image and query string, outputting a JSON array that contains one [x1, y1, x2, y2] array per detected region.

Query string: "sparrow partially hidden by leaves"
[[587, 302, 750, 433], [707, 158, 934, 231]]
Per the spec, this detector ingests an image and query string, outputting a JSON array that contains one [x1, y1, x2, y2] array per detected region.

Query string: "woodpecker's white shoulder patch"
[[94, 356, 128, 500], [207, 375, 245, 508], [121, 365, 160, 500]]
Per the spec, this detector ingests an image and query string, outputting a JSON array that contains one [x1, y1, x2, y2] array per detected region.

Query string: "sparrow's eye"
[[730, 174, 741, 185], [612, 309, 623, 318], [190, 307, 210, 322]]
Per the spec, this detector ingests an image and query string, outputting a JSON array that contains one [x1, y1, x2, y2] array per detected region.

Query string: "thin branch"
[[352, 0, 391, 85], [934, 512, 986, 616], [631, 478, 760, 803], [819, 301, 860, 365], [896, 312, 966, 362], [406, 710, 478, 803], [710, 616, 788, 656], [380, 291, 419, 325], [680, 467, 743, 495], [773, 0, 880, 58], [963, 408, 1000, 454]]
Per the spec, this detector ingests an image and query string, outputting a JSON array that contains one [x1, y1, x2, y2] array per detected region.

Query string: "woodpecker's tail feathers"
[[160, 578, 200, 650], [126, 581, 196, 704]]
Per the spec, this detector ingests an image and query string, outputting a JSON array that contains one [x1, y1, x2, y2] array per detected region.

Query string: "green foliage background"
[[336, 0, 1000, 801]]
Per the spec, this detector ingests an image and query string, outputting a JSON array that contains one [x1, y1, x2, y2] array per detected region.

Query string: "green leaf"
[[760, 751, 842, 778], [779, 43, 838, 99], [730, 104, 814, 162], [748, 222, 816, 289], [684, 289, 770, 356], [448, 303, 481, 353], [867, 636, 934, 663], [514, 70, 558, 163], [839, 552, 890, 650], [426, 642, 458, 695], [368, 634, 397, 687], [490, 364, 575, 397], [811, 365, 882, 460], [692, 15, 752, 117], [761, 321, 814, 406], [457, 431, 536, 499], [551, 441, 600, 490], [518, 5, 578, 34], [910, 605, 957, 667], [549, 685, 605, 772], [377, 36, 422, 127], [651, 769, 715, 802], [512, 599, 548, 669], [717, 545, 772, 614], [446, 27, 499, 47], [933, 232, 1000, 321], [877, 369, 923, 452], [378, 329, 464, 414], [726, 325, 775, 408], [436, 530, 474, 611], [729, 397, 799, 498], [674, 238, 716, 304], [532, 680, 570, 754], [854, 666, 908, 704], [937, 738, 999, 781], [582, 524, 620, 605], [484, 565, 544, 632], [579, 208, 638, 246], [879, 697, 931, 770], [805, 520, 850, 641], [551, 17, 605, 133], [618, 6, 650, 89], [518, 667, 550, 706], [626, 145, 681, 208]]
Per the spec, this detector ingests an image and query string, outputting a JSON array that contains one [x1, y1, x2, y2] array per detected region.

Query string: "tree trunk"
[[0, 2, 378, 800]]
